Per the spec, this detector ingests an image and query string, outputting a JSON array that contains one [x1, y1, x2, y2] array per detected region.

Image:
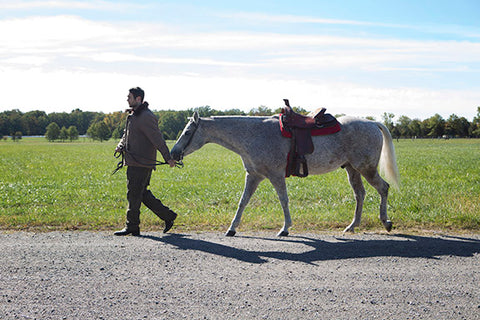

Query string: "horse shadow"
[[141, 233, 480, 265]]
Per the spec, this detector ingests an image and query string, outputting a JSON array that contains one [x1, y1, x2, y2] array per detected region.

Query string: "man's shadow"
[[141, 233, 480, 265]]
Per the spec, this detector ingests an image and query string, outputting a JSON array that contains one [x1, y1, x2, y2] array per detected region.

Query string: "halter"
[[176, 117, 199, 161]]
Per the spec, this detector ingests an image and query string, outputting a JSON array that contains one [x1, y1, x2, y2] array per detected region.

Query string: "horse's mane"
[[208, 115, 278, 121]]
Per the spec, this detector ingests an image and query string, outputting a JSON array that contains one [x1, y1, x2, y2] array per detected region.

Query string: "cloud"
[[0, 0, 140, 11], [0, 13, 479, 120], [2, 15, 479, 73]]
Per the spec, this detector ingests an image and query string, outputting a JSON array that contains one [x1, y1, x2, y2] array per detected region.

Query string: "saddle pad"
[[279, 116, 341, 138]]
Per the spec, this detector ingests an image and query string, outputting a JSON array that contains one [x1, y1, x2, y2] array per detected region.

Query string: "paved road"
[[1, 231, 479, 319]]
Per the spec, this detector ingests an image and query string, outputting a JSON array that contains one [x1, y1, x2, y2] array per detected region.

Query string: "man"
[[114, 87, 177, 236]]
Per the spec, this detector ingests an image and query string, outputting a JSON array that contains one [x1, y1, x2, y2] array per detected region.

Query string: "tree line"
[[1, 106, 480, 142]]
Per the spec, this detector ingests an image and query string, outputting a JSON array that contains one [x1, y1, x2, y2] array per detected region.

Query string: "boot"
[[114, 226, 140, 236]]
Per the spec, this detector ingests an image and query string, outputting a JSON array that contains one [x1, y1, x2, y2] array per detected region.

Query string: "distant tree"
[[396, 116, 412, 137], [48, 112, 71, 130], [470, 107, 480, 137], [249, 106, 274, 116], [408, 119, 424, 137], [12, 131, 22, 142], [45, 122, 60, 141], [67, 126, 79, 141], [222, 108, 246, 115], [157, 110, 189, 140], [20, 111, 49, 135], [445, 114, 470, 137], [0, 109, 22, 136], [382, 112, 395, 133], [445, 114, 459, 137], [194, 105, 215, 117], [103, 111, 124, 133], [111, 127, 123, 140], [424, 114, 445, 138], [59, 126, 68, 142], [273, 106, 308, 115], [87, 121, 111, 142], [70, 109, 98, 135]]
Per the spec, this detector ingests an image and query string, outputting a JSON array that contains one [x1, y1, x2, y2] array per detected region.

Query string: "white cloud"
[[0, 0, 140, 11], [0, 14, 479, 120]]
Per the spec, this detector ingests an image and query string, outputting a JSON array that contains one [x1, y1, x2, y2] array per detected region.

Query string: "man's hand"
[[168, 159, 176, 168]]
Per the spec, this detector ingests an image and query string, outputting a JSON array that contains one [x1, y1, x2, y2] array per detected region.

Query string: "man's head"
[[127, 87, 145, 108]]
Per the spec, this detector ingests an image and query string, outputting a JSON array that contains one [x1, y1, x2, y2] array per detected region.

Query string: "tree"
[[45, 122, 60, 141], [67, 126, 79, 141], [382, 112, 395, 133], [396, 116, 412, 138], [70, 109, 98, 135], [249, 106, 274, 116], [471, 107, 480, 137], [12, 131, 22, 142], [408, 119, 424, 138], [424, 114, 445, 138], [59, 126, 68, 142], [157, 110, 189, 140], [87, 121, 111, 142]]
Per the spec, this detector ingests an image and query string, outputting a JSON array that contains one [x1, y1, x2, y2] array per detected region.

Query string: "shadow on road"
[[142, 233, 480, 265]]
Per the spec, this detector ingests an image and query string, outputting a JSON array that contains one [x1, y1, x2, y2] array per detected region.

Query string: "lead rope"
[[112, 150, 183, 175]]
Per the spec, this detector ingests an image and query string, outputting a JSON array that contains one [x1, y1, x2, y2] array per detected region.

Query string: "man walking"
[[114, 87, 177, 236]]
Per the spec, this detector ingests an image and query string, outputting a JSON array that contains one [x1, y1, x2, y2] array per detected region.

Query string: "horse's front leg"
[[226, 172, 262, 237], [269, 175, 291, 237]]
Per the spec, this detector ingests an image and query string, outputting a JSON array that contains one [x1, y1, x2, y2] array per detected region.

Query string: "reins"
[[112, 150, 183, 175]]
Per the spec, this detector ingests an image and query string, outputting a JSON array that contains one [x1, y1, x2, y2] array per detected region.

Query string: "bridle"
[[176, 117, 199, 162]]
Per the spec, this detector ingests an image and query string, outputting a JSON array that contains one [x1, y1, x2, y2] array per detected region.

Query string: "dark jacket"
[[117, 103, 172, 168]]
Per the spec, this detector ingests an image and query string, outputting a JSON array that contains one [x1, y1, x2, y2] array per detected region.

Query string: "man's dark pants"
[[126, 166, 176, 229]]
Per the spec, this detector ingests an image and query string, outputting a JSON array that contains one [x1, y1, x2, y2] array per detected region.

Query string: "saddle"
[[280, 99, 340, 177]]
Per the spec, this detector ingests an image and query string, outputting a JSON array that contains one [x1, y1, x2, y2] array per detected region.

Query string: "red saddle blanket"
[[279, 115, 341, 138]]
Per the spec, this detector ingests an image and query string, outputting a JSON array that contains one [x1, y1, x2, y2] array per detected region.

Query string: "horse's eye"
[[185, 131, 191, 136]]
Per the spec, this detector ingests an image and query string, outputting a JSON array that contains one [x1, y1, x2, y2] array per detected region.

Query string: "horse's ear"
[[193, 111, 199, 123]]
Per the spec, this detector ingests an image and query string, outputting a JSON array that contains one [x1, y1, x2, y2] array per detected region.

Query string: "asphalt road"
[[1, 231, 479, 319]]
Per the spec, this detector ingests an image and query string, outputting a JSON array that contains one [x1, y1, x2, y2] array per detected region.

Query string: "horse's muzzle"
[[170, 149, 183, 161]]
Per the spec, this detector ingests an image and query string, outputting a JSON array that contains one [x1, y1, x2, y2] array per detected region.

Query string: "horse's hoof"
[[277, 230, 289, 237], [343, 226, 355, 233], [384, 220, 393, 232], [225, 230, 236, 237]]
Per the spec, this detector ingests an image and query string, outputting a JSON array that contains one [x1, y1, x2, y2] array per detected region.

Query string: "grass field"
[[1, 137, 479, 233]]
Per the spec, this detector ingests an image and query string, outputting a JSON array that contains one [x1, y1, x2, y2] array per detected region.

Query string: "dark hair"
[[129, 87, 145, 102]]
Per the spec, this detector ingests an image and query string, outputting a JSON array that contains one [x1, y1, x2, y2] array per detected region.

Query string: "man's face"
[[127, 93, 141, 108]]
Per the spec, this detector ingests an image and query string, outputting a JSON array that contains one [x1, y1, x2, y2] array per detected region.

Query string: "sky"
[[1, 0, 479, 121]]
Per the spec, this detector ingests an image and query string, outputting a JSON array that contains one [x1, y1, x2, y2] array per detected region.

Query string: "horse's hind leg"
[[343, 165, 366, 233], [363, 168, 392, 232], [226, 172, 262, 237]]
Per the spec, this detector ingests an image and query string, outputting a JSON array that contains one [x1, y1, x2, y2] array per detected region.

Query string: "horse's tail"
[[376, 122, 401, 190]]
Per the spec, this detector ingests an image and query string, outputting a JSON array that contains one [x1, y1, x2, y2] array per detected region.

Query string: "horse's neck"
[[202, 117, 262, 155]]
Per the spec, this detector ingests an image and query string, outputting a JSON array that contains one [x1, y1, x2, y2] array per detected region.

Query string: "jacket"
[[117, 103, 172, 168]]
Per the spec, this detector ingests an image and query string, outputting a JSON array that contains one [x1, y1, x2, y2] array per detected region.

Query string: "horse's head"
[[171, 111, 201, 161]]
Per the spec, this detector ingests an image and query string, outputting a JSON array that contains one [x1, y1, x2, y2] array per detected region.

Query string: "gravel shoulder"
[[1, 231, 479, 319]]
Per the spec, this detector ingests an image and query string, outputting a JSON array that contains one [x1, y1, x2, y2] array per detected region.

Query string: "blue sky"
[[1, 0, 479, 120]]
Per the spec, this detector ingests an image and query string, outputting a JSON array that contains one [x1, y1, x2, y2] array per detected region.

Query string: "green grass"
[[1, 137, 479, 233]]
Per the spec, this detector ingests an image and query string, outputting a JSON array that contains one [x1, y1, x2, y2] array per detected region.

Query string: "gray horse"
[[171, 111, 400, 237]]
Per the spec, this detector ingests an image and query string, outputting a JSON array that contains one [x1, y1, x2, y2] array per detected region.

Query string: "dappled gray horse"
[[171, 112, 400, 237]]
